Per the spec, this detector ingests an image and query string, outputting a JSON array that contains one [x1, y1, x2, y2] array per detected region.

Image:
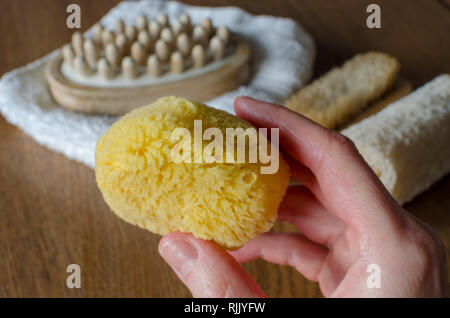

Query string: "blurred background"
[[0, 0, 449, 297]]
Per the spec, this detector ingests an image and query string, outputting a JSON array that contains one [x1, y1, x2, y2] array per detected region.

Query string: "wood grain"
[[0, 0, 449, 297]]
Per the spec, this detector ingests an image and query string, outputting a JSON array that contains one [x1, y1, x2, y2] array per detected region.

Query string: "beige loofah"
[[342, 75, 450, 204]]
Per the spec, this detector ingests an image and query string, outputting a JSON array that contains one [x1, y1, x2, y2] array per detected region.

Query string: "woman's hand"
[[158, 96, 448, 297]]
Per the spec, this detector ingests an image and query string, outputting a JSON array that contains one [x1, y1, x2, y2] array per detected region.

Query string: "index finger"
[[234, 96, 401, 234]]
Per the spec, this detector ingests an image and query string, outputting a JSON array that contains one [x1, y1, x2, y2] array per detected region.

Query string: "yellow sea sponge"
[[95, 96, 290, 249]]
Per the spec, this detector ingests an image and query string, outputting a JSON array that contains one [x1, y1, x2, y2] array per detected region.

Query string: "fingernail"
[[160, 238, 198, 278]]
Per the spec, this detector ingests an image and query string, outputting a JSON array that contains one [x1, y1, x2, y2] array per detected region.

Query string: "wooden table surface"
[[0, 0, 449, 297]]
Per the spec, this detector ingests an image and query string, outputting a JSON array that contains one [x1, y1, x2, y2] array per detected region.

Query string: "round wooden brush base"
[[45, 40, 250, 115]]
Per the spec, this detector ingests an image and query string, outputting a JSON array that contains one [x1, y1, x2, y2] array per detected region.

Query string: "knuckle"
[[428, 232, 446, 259], [414, 221, 445, 259], [316, 131, 360, 170], [328, 131, 358, 153], [435, 233, 446, 252], [408, 226, 443, 262]]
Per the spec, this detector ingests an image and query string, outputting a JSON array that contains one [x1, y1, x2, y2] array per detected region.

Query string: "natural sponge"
[[95, 96, 290, 249]]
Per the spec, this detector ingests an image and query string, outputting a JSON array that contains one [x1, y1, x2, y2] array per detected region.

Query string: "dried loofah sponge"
[[286, 52, 399, 129], [95, 96, 290, 249], [342, 74, 450, 205]]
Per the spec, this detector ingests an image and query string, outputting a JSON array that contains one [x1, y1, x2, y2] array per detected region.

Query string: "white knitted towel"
[[0, 0, 315, 168]]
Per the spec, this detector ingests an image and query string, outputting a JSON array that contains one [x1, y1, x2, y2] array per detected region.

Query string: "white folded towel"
[[0, 0, 315, 168]]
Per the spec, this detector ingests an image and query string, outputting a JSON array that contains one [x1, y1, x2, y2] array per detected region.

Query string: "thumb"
[[159, 232, 266, 298]]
